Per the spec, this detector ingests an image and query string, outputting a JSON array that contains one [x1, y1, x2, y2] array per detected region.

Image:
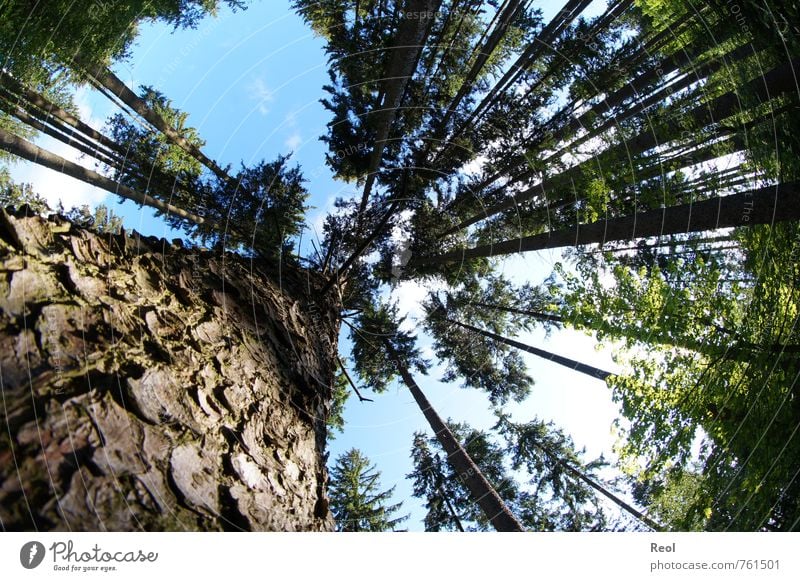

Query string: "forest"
[[0, 0, 798, 532]]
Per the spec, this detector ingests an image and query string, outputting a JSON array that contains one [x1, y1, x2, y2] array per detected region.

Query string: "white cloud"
[[248, 77, 274, 116], [284, 132, 302, 151], [394, 280, 429, 332], [283, 109, 299, 127]]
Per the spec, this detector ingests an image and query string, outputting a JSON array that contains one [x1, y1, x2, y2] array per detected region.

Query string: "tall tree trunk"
[[0, 128, 205, 225], [385, 344, 525, 531], [437, 0, 526, 129], [0, 70, 127, 160], [528, 439, 663, 531], [439, 0, 592, 150], [447, 319, 612, 381], [357, 0, 443, 218], [443, 58, 799, 235], [413, 182, 800, 266], [75, 60, 231, 183], [0, 210, 339, 531]]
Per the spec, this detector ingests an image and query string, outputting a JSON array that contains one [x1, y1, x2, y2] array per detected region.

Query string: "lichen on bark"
[[0, 206, 339, 531]]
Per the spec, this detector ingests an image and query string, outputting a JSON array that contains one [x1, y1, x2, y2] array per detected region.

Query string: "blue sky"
[[9, 0, 634, 530]]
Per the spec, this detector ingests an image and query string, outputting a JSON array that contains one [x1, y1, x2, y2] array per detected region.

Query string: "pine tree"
[[328, 449, 407, 531]]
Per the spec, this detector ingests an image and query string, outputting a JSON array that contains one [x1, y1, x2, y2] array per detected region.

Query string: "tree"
[[408, 433, 466, 531], [495, 413, 661, 531], [347, 298, 526, 531], [409, 417, 617, 531], [0, 168, 49, 213], [557, 222, 800, 530], [408, 423, 522, 531], [411, 183, 800, 268], [328, 448, 407, 531], [63, 204, 124, 235]]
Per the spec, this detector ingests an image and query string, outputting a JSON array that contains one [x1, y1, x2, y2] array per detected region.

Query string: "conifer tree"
[[328, 448, 408, 531]]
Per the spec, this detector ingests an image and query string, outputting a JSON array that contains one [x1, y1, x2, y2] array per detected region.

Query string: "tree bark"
[[0, 209, 339, 531]]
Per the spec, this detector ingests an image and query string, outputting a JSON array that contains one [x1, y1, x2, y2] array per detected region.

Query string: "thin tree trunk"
[[0, 127, 205, 224], [0, 89, 123, 169], [414, 182, 800, 266], [0, 70, 126, 158], [443, 58, 799, 235], [437, 0, 525, 129], [75, 60, 231, 183], [447, 318, 613, 381], [442, 487, 466, 532], [386, 343, 526, 531], [529, 440, 664, 531], [357, 0, 443, 218]]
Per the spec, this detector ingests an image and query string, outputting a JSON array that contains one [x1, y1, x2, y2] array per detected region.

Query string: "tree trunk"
[[75, 61, 231, 183], [446, 318, 612, 381], [357, 0, 443, 217], [386, 344, 525, 531], [414, 182, 800, 266], [529, 440, 663, 531], [0, 128, 205, 225], [444, 58, 800, 235], [0, 209, 339, 531]]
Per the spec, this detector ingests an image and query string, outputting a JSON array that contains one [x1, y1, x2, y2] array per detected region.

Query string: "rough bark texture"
[[0, 207, 339, 531]]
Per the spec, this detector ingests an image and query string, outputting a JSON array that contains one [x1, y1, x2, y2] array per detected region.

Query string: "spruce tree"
[[328, 449, 407, 531]]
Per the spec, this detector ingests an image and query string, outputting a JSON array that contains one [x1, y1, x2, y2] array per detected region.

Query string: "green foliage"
[[408, 422, 520, 532], [104, 90, 308, 261], [560, 224, 800, 530], [202, 157, 309, 261], [422, 290, 532, 405], [328, 448, 407, 531], [63, 203, 123, 235], [494, 413, 610, 531], [407, 433, 464, 531], [0, 168, 49, 213], [349, 299, 428, 393], [632, 467, 710, 531], [105, 85, 206, 201], [326, 370, 351, 438], [0, 1, 246, 85]]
